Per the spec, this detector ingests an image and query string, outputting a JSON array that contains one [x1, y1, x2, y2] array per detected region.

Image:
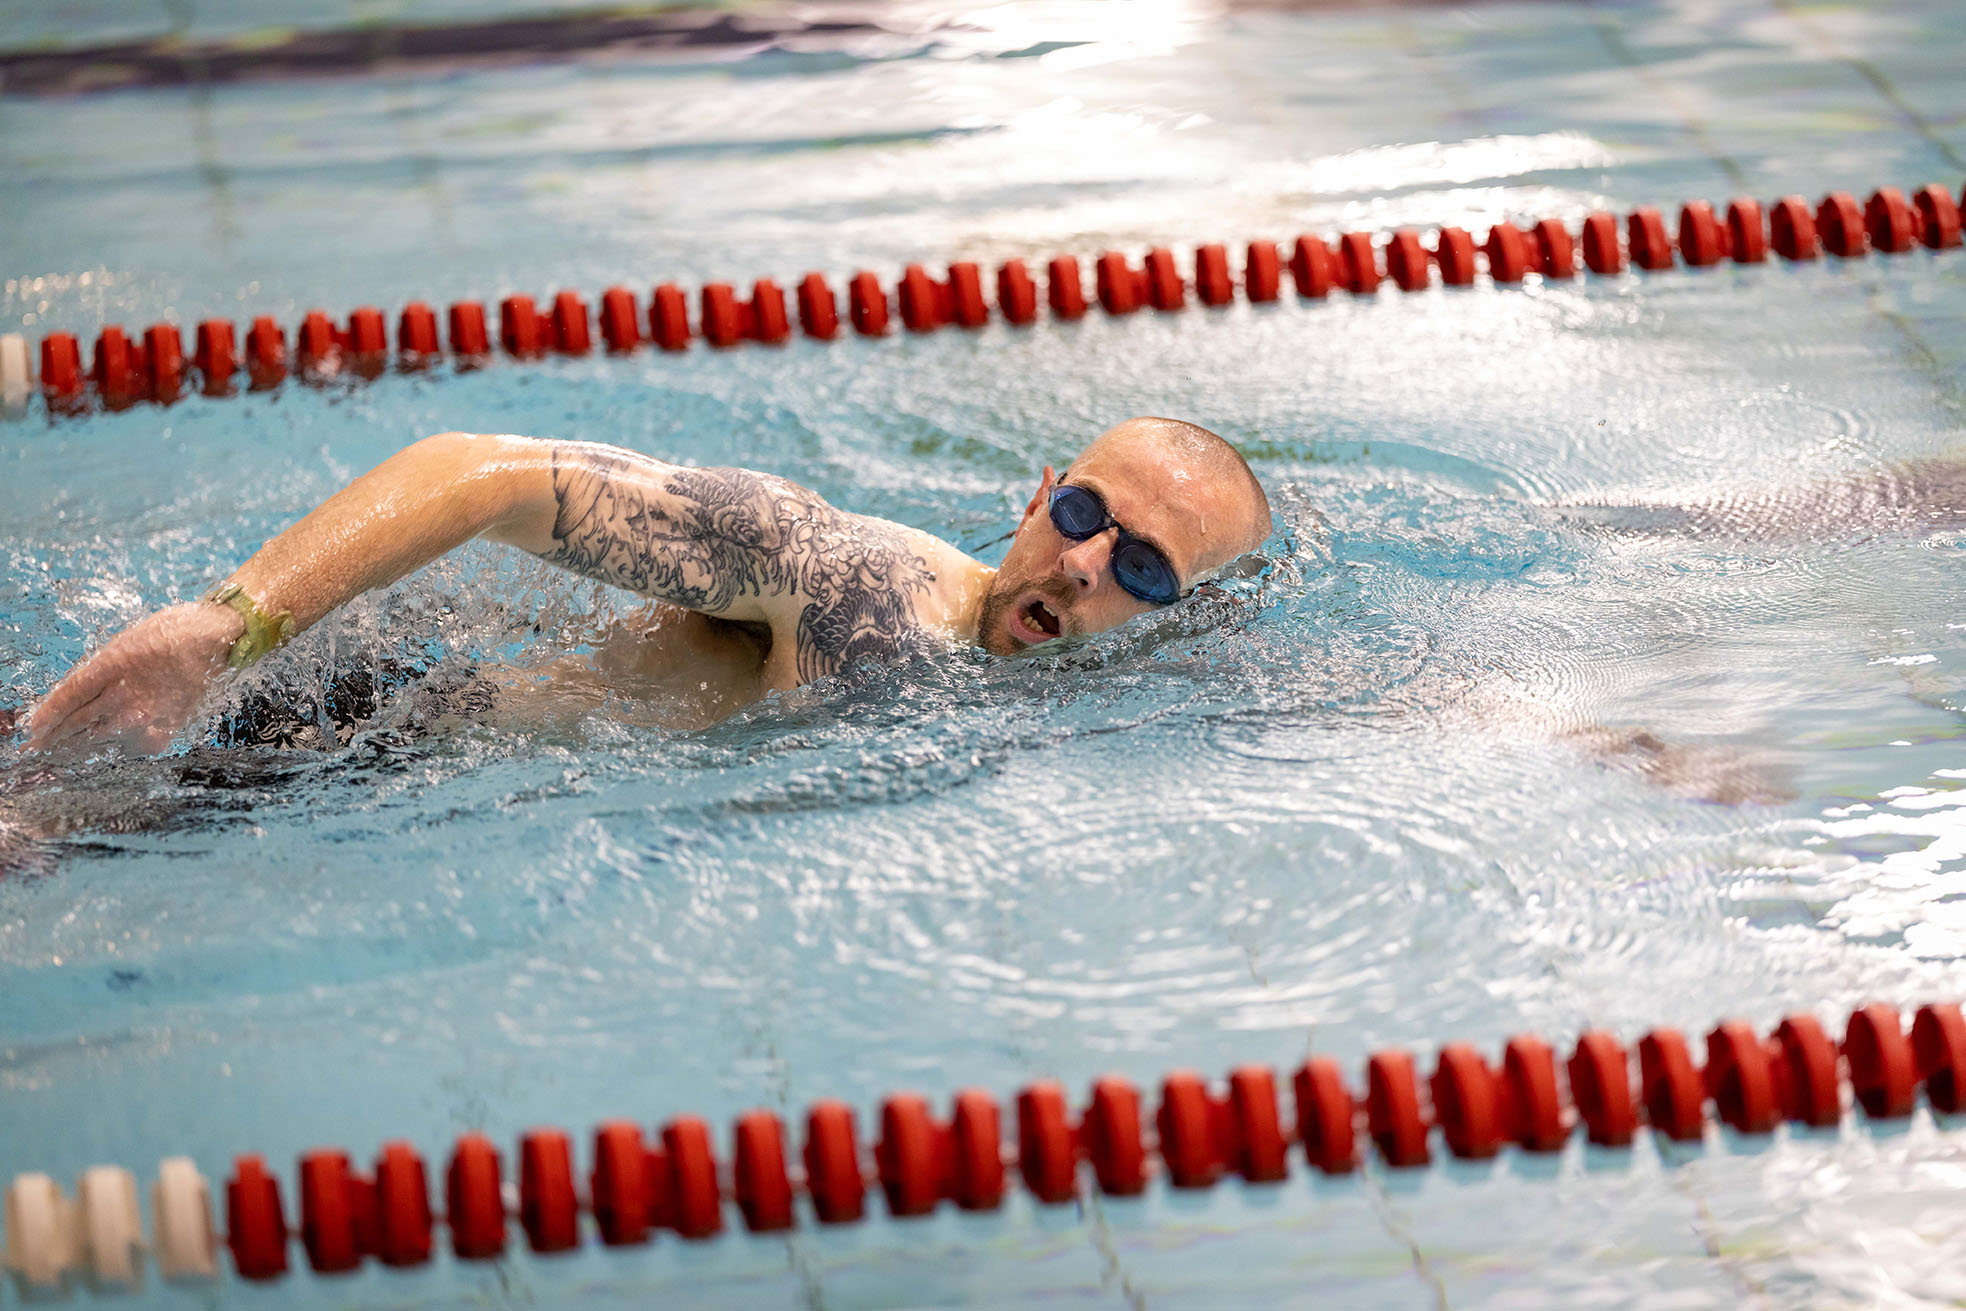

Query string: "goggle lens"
[[1049, 485, 1109, 537], [1112, 540, 1179, 605], [1046, 485, 1182, 607]]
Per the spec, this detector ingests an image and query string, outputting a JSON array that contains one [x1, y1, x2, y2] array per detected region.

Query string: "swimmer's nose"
[[1058, 531, 1116, 595]]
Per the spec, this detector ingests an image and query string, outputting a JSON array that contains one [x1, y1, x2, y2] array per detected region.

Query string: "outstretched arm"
[[28, 430, 526, 754], [26, 433, 933, 754]]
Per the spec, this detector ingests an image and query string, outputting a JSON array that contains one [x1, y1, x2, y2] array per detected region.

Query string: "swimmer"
[[23, 417, 1275, 755]]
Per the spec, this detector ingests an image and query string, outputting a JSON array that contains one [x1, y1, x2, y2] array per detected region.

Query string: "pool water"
[[5, 1, 1966, 1306]]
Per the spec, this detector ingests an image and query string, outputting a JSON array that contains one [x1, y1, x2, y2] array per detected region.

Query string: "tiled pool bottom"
[[7, 1, 1966, 1306]]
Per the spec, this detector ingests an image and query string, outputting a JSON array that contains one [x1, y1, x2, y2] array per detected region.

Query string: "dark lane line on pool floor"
[[1770, 0, 1966, 178], [0, 7, 905, 97]]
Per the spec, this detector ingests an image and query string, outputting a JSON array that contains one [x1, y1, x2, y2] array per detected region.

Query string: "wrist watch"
[[204, 582, 294, 669]]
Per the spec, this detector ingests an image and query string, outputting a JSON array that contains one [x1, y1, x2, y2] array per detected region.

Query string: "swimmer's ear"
[[1023, 466, 1056, 521]]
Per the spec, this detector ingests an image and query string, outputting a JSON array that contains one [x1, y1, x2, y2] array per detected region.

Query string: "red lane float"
[[1195, 244, 1233, 305], [1386, 229, 1429, 292], [1914, 184, 1961, 250], [732, 1111, 794, 1232], [1096, 250, 1145, 315], [193, 319, 236, 394], [1336, 232, 1380, 294], [1294, 1057, 1357, 1173], [1366, 1049, 1429, 1167], [447, 301, 490, 358], [1582, 211, 1624, 275], [1866, 187, 1917, 254], [599, 286, 640, 351], [1817, 191, 1866, 257], [224, 1155, 288, 1280], [876, 1094, 942, 1217], [1728, 198, 1768, 263], [1912, 1002, 1966, 1112], [1704, 1021, 1781, 1134], [297, 1148, 372, 1273], [701, 283, 743, 347], [518, 1129, 578, 1254], [20, 178, 1965, 416], [1772, 1015, 1840, 1128], [1290, 234, 1335, 299], [445, 1133, 505, 1259], [1082, 1076, 1147, 1195], [1771, 196, 1819, 260], [997, 260, 1038, 324], [14, 1001, 1966, 1292], [1678, 201, 1727, 266], [590, 1120, 650, 1245], [1047, 255, 1086, 320], [1627, 205, 1673, 270], [245, 315, 287, 388], [849, 271, 890, 336], [1533, 217, 1577, 277], [1156, 1071, 1221, 1188], [1504, 1035, 1567, 1151], [92, 325, 145, 406], [1144, 247, 1184, 310], [499, 295, 547, 358], [397, 302, 440, 359], [143, 322, 185, 402], [1433, 226, 1477, 286], [798, 272, 841, 338], [1638, 1029, 1705, 1142], [40, 332, 84, 408], [1845, 1003, 1916, 1118], [649, 283, 690, 351], [1485, 224, 1530, 283], [1229, 1065, 1289, 1182], [1245, 241, 1281, 302], [373, 1142, 432, 1267], [804, 1100, 865, 1224], [1431, 1043, 1503, 1158], [1566, 1031, 1637, 1146]]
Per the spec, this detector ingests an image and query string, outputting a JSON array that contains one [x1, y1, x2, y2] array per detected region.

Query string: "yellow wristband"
[[205, 581, 294, 669]]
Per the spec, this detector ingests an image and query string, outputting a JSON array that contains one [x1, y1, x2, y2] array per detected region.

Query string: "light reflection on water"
[[5, 0, 1966, 1305]]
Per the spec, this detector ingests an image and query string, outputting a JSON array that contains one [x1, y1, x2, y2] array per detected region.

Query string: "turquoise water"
[[5, 2, 1966, 1306]]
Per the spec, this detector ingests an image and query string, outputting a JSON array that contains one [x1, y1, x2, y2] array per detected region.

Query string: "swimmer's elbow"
[[409, 429, 528, 463], [382, 431, 549, 540]]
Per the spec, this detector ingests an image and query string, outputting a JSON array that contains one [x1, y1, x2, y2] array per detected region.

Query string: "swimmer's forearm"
[[223, 431, 539, 632]]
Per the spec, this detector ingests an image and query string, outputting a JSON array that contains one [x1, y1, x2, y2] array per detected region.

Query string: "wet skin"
[[22, 418, 1272, 755], [23, 408, 1963, 795]]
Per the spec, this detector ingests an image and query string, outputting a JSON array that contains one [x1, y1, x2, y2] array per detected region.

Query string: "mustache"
[[1026, 576, 1075, 610]]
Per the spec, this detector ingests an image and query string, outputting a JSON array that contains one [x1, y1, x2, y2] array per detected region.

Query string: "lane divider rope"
[[4, 181, 1962, 420], [4, 1001, 1964, 1296]]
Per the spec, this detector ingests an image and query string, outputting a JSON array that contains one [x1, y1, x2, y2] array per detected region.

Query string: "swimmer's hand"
[[1566, 724, 1793, 807], [24, 603, 244, 757]]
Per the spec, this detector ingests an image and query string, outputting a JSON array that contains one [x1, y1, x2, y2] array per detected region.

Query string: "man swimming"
[[24, 416, 1274, 755]]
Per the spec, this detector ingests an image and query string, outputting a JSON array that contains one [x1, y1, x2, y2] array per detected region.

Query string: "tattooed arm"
[[486, 439, 938, 682], [27, 432, 942, 751]]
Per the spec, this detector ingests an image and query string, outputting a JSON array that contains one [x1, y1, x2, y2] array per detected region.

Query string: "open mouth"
[[1022, 597, 1062, 640]]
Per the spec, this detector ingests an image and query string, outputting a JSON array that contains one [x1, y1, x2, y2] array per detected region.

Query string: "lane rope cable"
[[4, 1001, 1964, 1296], [3, 182, 1961, 419]]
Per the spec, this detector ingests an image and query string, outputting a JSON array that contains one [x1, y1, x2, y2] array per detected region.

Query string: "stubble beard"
[[975, 571, 1075, 656]]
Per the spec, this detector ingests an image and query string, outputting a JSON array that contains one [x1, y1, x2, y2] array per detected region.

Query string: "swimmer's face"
[[977, 418, 1271, 656]]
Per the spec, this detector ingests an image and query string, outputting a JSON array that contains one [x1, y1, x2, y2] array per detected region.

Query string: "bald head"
[[975, 416, 1274, 655], [1067, 417, 1273, 575]]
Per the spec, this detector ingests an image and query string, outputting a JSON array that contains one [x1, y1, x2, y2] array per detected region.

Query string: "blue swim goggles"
[[1048, 483, 1184, 606]]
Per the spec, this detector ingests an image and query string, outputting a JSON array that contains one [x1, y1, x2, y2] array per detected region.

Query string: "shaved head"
[[1066, 417, 1273, 574], [975, 416, 1274, 655]]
